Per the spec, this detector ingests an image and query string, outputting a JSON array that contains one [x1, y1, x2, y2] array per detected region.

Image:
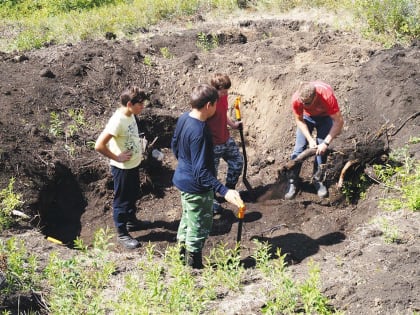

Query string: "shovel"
[[233, 96, 254, 199], [236, 204, 246, 243]]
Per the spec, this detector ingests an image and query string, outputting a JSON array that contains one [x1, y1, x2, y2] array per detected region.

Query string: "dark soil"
[[0, 12, 419, 314]]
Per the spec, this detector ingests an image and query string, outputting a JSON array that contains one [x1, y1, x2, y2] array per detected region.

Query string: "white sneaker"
[[285, 181, 297, 200], [314, 181, 328, 198]]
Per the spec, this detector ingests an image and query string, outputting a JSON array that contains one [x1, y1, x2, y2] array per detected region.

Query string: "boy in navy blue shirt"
[[172, 84, 243, 268]]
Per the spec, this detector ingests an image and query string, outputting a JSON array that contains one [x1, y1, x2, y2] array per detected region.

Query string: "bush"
[[354, 0, 420, 46]]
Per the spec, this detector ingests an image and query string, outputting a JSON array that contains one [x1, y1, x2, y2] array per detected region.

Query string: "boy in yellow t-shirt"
[[95, 86, 148, 249]]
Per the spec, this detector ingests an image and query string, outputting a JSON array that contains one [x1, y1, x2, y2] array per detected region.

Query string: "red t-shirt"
[[292, 81, 339, 117], [206, 94, 230, 145]]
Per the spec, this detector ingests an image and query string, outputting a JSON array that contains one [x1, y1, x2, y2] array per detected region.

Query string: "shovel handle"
[[238, 204, 246, 219], [234, 96, 242, 121]]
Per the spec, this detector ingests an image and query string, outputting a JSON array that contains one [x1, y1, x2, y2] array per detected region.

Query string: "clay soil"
[[0, 10, 419, 314]]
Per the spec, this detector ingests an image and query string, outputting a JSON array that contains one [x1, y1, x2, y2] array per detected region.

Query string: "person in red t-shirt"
[[285, 81, 344, 199], [207, 73, 244, 214]]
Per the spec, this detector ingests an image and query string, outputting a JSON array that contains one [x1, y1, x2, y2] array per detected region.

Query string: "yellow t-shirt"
[[105, 109, 142, 169]]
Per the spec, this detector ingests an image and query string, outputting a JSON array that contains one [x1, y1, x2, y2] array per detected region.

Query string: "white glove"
[[224, 189, 244, 208]]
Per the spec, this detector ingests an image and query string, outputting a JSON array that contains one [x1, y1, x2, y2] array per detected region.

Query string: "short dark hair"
[[190, 84, 219, 109], [298, 82, 316, 103], [120, 86, 147, 106], [210, 73, 231, 90]]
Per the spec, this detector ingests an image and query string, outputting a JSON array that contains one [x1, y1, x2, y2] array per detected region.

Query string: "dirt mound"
[[0, 16, 419, 314]]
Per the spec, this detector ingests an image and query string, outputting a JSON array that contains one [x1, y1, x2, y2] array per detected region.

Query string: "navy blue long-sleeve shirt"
[[171, 112, 228, 196]]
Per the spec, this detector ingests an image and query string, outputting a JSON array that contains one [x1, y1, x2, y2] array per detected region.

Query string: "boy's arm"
[[95, 131, 132, 163]]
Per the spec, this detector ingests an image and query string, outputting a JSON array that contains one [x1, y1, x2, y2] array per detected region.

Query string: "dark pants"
[[111, 165, 139, 231], [291, 115, 333, 175]]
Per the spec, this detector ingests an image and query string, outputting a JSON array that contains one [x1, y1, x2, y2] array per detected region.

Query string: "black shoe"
[[186, 250, 204, 269], [127, 219, 151, 232], [179, 242, 186, 264], [118, 234, 140, 249]]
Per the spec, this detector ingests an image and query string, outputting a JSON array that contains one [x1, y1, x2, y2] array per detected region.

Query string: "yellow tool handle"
[[47, 236, 63, 245], [238, 204, 246, 219], [234, 96, 242, 121]]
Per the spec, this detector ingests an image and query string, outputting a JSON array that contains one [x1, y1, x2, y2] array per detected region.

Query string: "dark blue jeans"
[[291, 115, 332, 174], [111, 165, 140, 230]]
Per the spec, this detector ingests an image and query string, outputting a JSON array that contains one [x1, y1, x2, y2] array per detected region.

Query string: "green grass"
[[0, 232, 339, 314], [0, 178, 23, 232], [0, 0, 418, 52], [375, 146, 420, 212]]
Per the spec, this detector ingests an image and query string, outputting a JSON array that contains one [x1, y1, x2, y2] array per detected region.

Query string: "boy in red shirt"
[[207, 73, 244, 214]]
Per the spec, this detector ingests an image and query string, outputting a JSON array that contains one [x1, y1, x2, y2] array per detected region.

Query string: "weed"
[[86, 140, 97, 150], [49, 111, 64, 137], [204, 242, 244, 291], [261, 247, 300, 314], [160, 46, 172, 58], [143, 54, 152, 66], [251, 239, 272, 275], [0, 178, 23, 231], [378, 146, 419, 211], [0, 237, 41, 294], [375, 217, 401, 244], [196, 32, 219, 51], [299, 260, 332, 314], [341, 173, 370, 203], [44, 229, 116, 314], [66, 108, 85, 137], [408, 136, 420, 144]]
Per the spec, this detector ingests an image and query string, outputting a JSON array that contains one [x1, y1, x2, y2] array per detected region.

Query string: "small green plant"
[[375, 217, 401, 244], [86, 140, 96, 150], [44, 229, 116, 314], [251, 239, 272, 275], [408, 136, 420, 144], [299, 260, 332, 314], [204, 242, 244, 291], [143, 55, 152, 66], [66, 108, 85, 137], [377, 146, 419, 211], [341, 173, 370, 203], [49, 111, 64, 137], [196, 32, 219, 51], [0, 237, 41, 294], [68, 108, 85, 126], [160, 46, 172, 59], [261, 247, 299, 314], [0, 178, 23, 231]]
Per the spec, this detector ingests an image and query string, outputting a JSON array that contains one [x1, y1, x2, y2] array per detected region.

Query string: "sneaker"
[[285, 180, 297, 200], [127, 219, 151, 232], [314, 181, 328, 198], [118, 234, 140, 249]]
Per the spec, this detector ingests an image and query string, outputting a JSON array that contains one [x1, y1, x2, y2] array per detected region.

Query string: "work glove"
[[224, 189, 244, 208]]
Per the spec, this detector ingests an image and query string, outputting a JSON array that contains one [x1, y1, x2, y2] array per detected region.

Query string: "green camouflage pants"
[[177, 190, 214, 253]]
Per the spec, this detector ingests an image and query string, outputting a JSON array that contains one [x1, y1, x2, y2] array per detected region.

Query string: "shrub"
[[0, 178, 23, 231]]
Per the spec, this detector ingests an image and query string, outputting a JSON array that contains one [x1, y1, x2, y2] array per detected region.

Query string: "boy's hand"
[[224, 190, 244, 208], [117, 150, 132, 162], [233, 121, 242, 129]]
